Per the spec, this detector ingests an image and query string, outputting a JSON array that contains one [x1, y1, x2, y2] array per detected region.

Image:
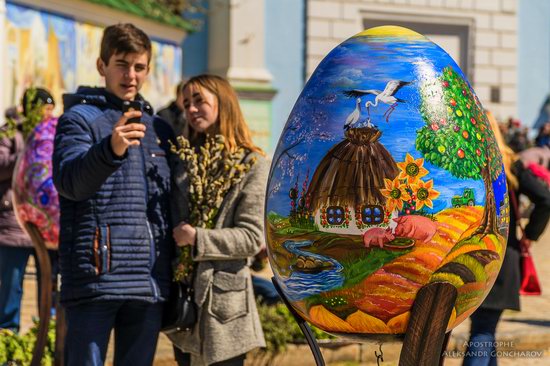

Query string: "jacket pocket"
[[149, 148, 167, 158], [208, 270, 248, 323], [93, 224, 111, 275]]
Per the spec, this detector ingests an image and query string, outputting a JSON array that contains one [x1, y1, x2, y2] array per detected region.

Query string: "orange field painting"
[[304, 206, 505, 335]]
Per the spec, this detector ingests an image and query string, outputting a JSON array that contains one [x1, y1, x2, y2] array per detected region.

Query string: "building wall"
[[180, 0, 277, 154], [181, 4, 209, 79], [181, 1, 306, 154], [518, 0, 550, 128], [265, 0, 306, 150], [306, 0, 518, 121], [240, 98, 272, 151]]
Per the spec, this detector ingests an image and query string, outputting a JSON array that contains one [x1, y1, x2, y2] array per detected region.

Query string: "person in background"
[[519, 145, 550, 180], [463, 111, 550, 366], [22, 88, 56, 121], [3, 106, 22, 124], [506, 119, 530, 152], [535, 122, 550, 148], [158, 80, 187, 137], [52, 24, 175, 366], [0, 88, 56, 332], [169, 74, 267, 366]]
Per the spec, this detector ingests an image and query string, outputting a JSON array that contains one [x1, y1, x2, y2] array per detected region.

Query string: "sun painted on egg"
[[265, 26, 509, 339]]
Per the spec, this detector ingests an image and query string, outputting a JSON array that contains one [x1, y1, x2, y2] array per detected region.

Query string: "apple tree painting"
[[416, 66, 503, 237]]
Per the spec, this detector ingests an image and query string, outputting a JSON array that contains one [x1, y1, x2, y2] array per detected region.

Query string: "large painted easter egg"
[[12, 117, 59, 250], [265, 26, 509, 339]]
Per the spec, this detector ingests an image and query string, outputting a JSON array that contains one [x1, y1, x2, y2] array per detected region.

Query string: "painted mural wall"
[[4, 2, 182, 113]]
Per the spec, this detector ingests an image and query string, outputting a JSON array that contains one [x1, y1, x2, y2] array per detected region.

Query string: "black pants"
[[173, 346, 246, 366]]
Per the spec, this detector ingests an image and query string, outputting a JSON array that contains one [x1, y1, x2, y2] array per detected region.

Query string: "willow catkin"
[[170, 134, 256, 282]]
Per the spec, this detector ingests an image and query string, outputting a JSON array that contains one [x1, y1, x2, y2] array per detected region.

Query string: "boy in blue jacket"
[[52, 23, 175, 366]]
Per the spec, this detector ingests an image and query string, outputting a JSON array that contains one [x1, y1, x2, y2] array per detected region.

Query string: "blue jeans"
[[463, 308, 503, 366], [0, 246, 34, 331], [0, 246, 59, 331], [64, 300, 163, 366]]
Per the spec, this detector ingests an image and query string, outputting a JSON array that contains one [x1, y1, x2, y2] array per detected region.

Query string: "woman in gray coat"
[[169, 74, 267, 365]]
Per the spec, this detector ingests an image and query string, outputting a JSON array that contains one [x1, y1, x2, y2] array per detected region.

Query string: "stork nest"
[[345, 126, 382, 144]]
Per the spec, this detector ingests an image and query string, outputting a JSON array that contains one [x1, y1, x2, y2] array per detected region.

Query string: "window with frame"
[[326, 206, 345, 226], [362, 205, 384, 226]]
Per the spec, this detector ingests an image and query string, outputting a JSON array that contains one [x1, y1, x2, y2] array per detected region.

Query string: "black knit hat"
[[21, 87, 55, 117]]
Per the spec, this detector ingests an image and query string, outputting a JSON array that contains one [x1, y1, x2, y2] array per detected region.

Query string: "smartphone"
[[122, 100, 142, 124]]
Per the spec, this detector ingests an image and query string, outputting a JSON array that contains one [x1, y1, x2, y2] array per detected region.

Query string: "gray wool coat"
[[168, 151, 268, 365]]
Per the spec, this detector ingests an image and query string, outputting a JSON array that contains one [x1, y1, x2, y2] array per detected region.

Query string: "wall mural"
[[4, 2, 182, 113], [265, 26, 509, 339]]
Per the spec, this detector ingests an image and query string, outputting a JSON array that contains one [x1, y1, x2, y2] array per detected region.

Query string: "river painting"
[[266, 26, 508, 339], [280, 240, 344, 301]]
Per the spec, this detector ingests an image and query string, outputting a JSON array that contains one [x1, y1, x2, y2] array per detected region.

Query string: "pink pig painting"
[[363, 227, 395, 248], [393, 215, 437, 243], [363, 215, 438, 249]]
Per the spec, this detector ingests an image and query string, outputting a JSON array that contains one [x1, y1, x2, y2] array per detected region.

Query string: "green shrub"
[[0, 319, 55, 366], [257, 301, 335, 353]]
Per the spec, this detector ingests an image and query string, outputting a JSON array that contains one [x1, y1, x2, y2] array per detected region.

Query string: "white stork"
[[344, 80, 411, 122], [344, 98, 362, 130]]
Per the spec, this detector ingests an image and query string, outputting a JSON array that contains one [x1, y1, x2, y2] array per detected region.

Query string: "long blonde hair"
[[183, 74, 264, 156], [486, 111, 519, 189]]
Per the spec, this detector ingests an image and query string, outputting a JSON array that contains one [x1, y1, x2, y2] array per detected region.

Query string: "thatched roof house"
[[306, 127, 399, 234]]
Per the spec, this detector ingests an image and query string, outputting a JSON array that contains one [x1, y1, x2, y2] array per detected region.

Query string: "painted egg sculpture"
[[265, 26, 508, 339], [12, 117, 60, 250]]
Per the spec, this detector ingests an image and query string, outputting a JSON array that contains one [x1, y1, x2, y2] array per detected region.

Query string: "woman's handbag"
[[161, 280, 198, 334], [519, 245, 542, 295], [510, 189, 542, 296]]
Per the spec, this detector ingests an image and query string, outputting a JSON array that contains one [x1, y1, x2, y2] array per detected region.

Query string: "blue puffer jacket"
[[52, 87, 175, 305]]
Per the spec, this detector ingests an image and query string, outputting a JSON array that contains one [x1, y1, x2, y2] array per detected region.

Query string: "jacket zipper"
[[139, 143, 160, 300]]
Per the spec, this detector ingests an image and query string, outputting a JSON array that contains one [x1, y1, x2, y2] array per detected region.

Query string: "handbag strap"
[[509, 189, 528, 254], [184, 264, 197, 291]]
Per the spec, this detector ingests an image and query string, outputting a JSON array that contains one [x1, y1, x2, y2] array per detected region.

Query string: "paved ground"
[[19, 224, 550, 365]]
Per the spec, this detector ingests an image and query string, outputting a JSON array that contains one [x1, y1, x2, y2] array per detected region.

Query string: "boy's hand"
[[110, 110, 146, 157]]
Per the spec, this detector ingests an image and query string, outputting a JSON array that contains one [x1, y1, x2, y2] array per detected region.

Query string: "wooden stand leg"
[[271, 277, 326, 366], [399, 282, 457, 366], [25, 223, 52, 366], [439, 331, 452, 366]]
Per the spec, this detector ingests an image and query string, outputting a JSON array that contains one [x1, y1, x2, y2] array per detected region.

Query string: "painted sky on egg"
[[268, 29, 506, 216]]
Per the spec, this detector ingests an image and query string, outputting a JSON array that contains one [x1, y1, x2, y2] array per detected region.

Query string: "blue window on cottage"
[[362, 205, 384, 225], [326, 206, 345, 226]]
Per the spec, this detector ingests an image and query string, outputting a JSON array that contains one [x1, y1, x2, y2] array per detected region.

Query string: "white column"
[[208, 0, 272, 85], [0, 0, 7, 122]]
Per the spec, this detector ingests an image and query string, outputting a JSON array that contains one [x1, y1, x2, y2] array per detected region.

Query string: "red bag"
[[510, 190, 542, 296], [519, 245, 542, 296]]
